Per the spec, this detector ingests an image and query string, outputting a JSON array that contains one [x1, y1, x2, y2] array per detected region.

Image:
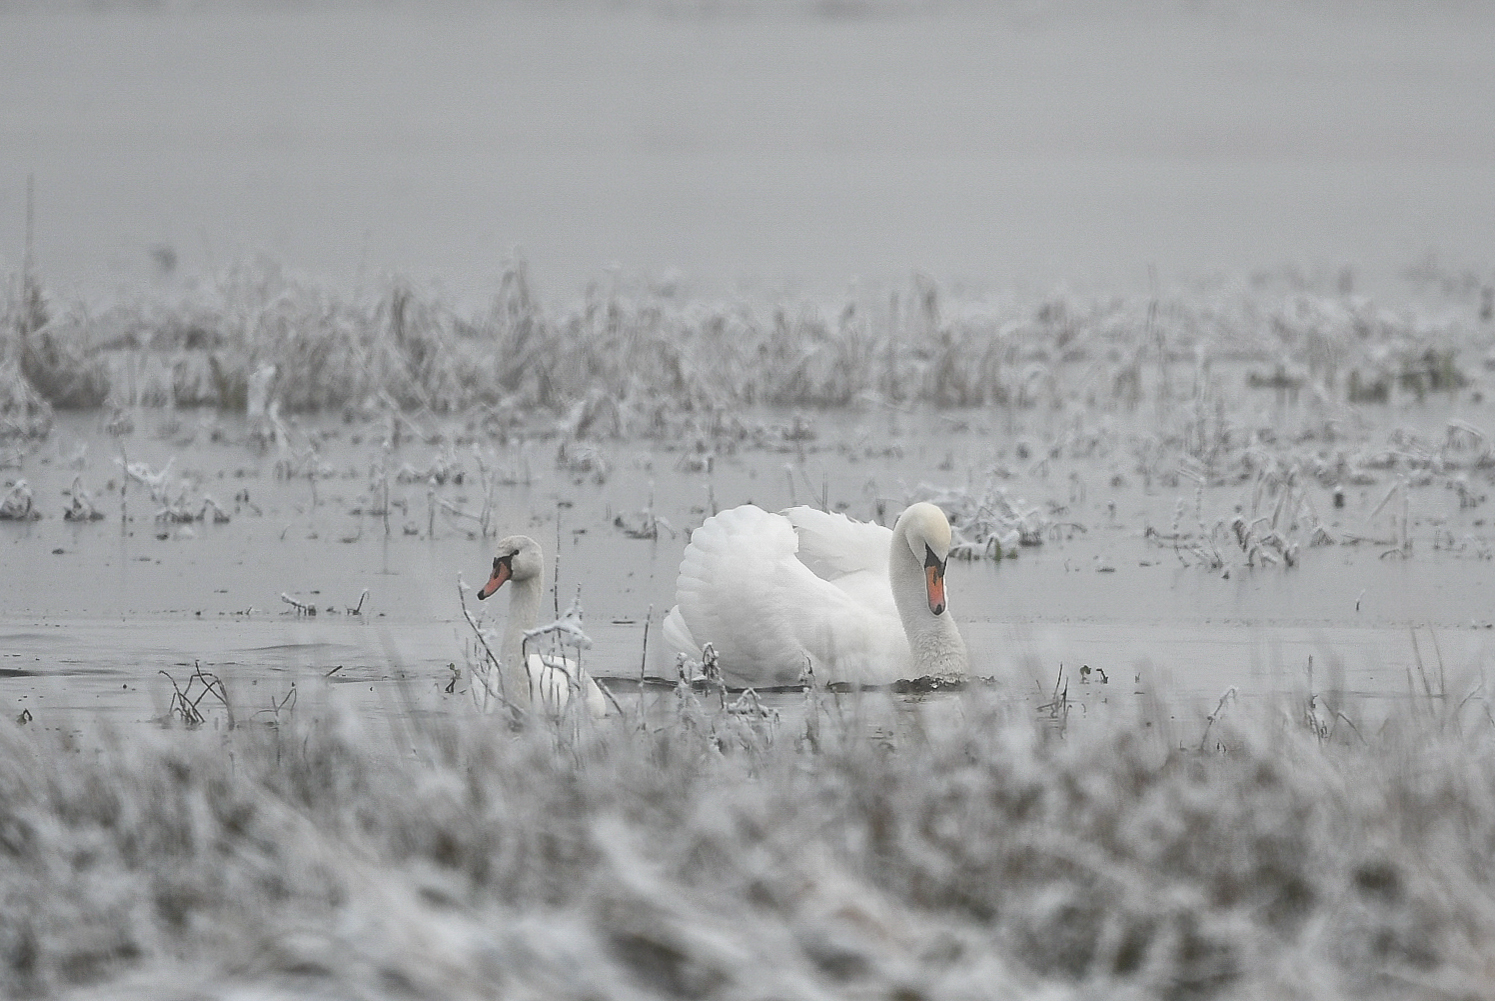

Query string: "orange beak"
[[926, 565, 946, 615], [924, 546, 947, 616], [477, 559, 511, 600]]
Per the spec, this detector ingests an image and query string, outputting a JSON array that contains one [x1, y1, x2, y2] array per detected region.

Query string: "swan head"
[[477, 535, 543, 600], [895, 502, 953, 616]]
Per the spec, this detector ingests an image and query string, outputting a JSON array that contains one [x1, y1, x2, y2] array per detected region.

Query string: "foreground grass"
[[4, 686, 1494, 1000]]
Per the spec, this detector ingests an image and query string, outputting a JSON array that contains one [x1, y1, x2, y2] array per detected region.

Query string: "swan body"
[[476, 535, 608, 718], [664, 503, 968, 688]]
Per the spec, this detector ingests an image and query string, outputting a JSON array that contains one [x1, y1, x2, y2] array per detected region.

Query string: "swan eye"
[[924, 545, 942, 570]]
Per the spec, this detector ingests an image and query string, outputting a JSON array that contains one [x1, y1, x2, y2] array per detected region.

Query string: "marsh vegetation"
[[3, 259, 1495, 998]]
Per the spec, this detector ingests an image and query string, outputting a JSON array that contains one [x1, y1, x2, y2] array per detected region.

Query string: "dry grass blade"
[[158, 661, 232, 728]]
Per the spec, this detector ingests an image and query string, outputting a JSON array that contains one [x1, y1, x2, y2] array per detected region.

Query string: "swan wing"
[[780, 506, 893, 580], [527, 653, 608, 718], [661, 605, 698, 662], [674, 505, 911, 688], [780, 506, 899, 622]]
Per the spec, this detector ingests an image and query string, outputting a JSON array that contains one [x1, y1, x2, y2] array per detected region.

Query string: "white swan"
[[663, 502, 968, 688], [476, 535, 608, 718]]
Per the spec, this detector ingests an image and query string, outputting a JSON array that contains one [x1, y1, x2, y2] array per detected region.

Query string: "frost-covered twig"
[[280, 593, 316, 616]]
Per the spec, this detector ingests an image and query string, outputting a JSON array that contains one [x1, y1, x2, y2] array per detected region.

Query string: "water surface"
[[4, 404, 1492, 732]]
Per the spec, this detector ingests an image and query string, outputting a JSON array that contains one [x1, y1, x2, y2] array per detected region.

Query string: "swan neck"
[[888, 521, 926, 620], [905, 612, 968, 681], [501, 573, 545, 706], [889, 524, 968, 680]]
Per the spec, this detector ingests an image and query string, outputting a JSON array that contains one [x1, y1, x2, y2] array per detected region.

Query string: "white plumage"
[[664, 503, 968, 689], [476, 535, 608, 718]]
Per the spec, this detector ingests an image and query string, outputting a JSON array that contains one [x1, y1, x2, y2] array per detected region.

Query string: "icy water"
[[4, 400, 1495, 734]]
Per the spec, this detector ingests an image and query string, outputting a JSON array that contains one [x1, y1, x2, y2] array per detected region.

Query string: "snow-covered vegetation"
[[4, 260, 1489, 442], [4, 682, 1494, 1000]]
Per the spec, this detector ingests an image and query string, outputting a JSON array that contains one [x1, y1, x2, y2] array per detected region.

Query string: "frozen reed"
[[2, 258, 1485, 443]]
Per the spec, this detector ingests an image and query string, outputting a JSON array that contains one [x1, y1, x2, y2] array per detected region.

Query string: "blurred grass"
[[3, 259, 1487, 442], [5, 684, 1495, 999]]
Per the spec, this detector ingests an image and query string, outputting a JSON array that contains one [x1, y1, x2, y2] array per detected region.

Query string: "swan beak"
[[477, 558, 511, 600], [924, 546, 947, 616]]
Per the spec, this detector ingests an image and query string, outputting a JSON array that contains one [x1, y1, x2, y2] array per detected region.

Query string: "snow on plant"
[[11, 679, 1495, 998], [921, 480, 1049, 560], [0, 477, 39, 520], [7, 259, 1477, 439]]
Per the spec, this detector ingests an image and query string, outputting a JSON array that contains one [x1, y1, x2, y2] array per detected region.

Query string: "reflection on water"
[[3, 605, 1485, 739]]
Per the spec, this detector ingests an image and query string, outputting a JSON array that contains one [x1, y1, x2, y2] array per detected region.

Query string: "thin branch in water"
[[280, 593, 316, 616], [636, 603, 653, 731], [455, 573, 518, 720], [1199, 685, 1238, 752]]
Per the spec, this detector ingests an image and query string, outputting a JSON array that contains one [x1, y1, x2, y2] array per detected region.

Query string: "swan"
[[663, 502, 968, 688], [475, 535, 609, 718]]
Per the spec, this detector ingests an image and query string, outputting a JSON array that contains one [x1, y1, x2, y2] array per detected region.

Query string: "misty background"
[[2, 0, 1492, 306]]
